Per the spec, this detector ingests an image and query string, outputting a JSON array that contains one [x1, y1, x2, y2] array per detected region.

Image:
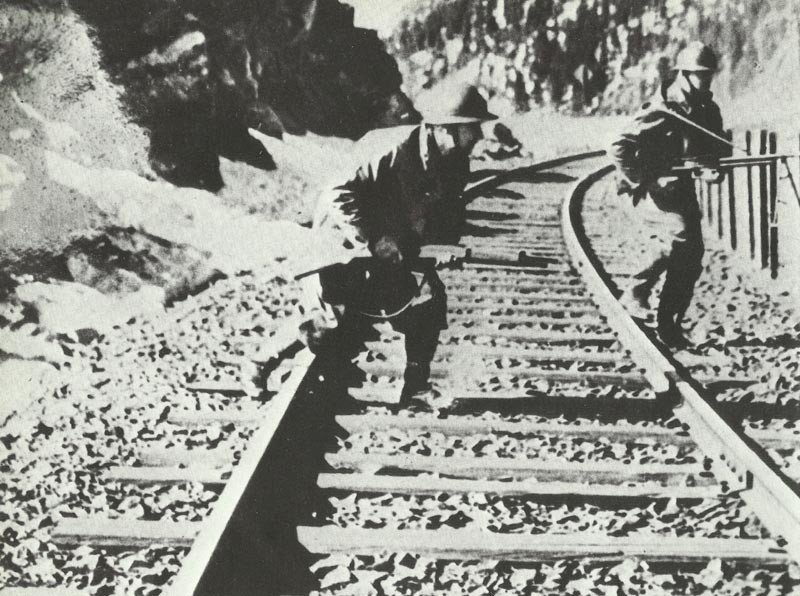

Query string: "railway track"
[[23, 151, 800, 595]]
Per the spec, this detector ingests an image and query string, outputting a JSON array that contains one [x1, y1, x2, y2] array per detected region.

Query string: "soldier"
[[300, 83, 497, 399], [611, 42, 731, 348]]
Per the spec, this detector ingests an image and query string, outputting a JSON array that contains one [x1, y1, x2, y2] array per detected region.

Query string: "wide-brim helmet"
[[417, 83, 499, 125], [673, 42, 719, 73]]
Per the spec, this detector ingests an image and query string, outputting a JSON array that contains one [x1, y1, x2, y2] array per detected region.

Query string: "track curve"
[[30, 151, 800, 596]]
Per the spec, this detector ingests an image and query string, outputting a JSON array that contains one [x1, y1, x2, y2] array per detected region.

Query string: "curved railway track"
[[34, 151, 800, 596]]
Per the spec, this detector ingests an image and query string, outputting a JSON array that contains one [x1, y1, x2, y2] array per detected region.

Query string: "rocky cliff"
[[389, 0, 800, 121]]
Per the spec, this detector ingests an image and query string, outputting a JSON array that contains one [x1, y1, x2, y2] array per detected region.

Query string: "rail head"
[[562, 163, 800, 563]]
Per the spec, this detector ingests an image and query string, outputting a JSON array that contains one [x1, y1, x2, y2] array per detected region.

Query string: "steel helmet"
[[673, 42, 719, 73]]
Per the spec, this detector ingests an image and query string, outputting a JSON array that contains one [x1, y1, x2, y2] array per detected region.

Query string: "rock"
[[15, 281, 165, 335], [0, 358, 58, 424], [65, 227, 223, 302], [46, 151, 317, 275], [0, 154, 26, 212], [67, 252, 146, 295], [0, 328, 65, 365]]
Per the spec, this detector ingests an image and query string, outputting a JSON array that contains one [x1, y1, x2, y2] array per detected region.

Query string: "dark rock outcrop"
[[68, 0, 422, 190]]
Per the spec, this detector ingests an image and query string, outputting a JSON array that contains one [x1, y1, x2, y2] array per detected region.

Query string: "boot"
[[400, 361, 432, 403], [619, 286, 652, 320], [656, 319, 691, 349]]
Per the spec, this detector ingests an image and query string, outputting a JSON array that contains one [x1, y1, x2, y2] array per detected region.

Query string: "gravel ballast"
[[0, 271, 302, 593]]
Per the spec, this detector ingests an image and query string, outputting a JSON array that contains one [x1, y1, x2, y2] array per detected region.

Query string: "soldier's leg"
[[300, 265, 372, 387], [620, 193, 672, 315], [630, 254, 669, 306], [673, 216, 705, 327], [392, 270, 448, 398], [657, 209, 703, 345]]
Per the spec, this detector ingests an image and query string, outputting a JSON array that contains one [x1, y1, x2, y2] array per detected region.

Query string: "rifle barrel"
[[673, 154, 800, 172]]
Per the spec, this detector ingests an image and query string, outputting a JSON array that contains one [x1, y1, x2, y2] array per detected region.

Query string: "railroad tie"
[[1, 589, 85, 596], [297, 527, 789, 564], [447, 313, 605, 328], [183, 381, 249, 397], [359, 362, 647, 389], [105, 465, 227, 486], [51, 518, 199, 549], [136, 445, 234, 468], [441, 329, 618, 346], [166, 408, 265, 427], [461, 263, 578, 278], [446, 290, 593, 303], [333, 415, 694, 445], [324, 452, 708, 484], [316, 474, 723, 500], [444, 279, 586, 293], [366, 342, 627, 366]]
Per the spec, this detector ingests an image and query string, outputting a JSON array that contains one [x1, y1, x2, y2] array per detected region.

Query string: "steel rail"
[[563, 163, 800, 563], [164, 337, 314, 596]]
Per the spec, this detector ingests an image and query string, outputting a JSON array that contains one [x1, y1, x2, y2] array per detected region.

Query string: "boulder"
[[15, 281, 165, 335]]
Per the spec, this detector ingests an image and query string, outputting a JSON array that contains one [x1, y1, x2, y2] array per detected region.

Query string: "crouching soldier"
[[300, 84, 497, 399], [611, 42, 731, 348]]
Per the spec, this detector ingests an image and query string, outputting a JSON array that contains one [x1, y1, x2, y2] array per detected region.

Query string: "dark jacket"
[[314, 124, 469, 260], [611, 76, 731, 201]]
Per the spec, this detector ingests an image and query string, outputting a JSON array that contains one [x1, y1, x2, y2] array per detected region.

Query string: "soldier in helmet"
[[300, 83, 497, 399], [611, 42, 731, 348]]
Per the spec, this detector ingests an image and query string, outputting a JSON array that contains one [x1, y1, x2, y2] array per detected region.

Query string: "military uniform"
[[611, 43, 730, 346]]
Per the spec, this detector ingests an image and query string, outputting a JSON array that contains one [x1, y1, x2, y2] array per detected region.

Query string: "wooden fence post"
[[746, 130, 755, 259], [717, 170, 723, 240], [769, 132, 778, 278], [727, 129, 737, 250], [759, 129, 769, 269]]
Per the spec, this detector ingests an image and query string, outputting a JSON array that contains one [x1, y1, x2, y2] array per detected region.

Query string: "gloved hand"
[[298, 311, 339, 353], [372, 234, 404, 265], [694, 167, 724, 183], [629, 185, 647, 206], [648, 175, 681, 201]]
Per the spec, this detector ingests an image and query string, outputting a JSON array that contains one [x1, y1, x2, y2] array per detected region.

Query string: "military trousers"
[[625, 178, 704, 328]]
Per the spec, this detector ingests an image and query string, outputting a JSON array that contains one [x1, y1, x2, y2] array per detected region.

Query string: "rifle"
[[293, 246, 468, 281], [672, 153, 800, 208], [673, 153, 800, 172], [657, 108, 800, 206]]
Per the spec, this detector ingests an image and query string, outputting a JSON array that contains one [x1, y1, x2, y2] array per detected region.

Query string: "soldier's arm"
[[709, 104, 733, 159], [318, 148, 402, 258], [611, 106, 672, 199]]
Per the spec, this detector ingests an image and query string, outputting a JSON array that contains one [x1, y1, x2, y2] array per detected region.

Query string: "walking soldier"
[[611, 42, 731, 348]]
